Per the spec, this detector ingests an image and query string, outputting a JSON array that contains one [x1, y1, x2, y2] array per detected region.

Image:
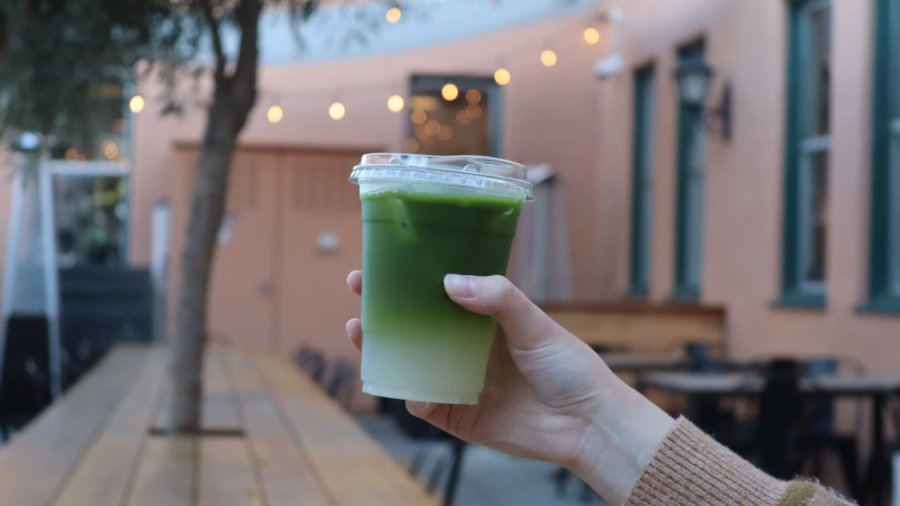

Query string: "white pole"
[[892, 451, 900, 506], [38, 159, 62, 398], [0, 162, 27, 388]]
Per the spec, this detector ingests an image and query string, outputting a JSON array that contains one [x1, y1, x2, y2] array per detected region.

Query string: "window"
[[629, 65, 656, 296], [865, 0, 900, 313], [780, 0, 831, 307], [673, 43, 707, 301], [408, 75, 500, 157]]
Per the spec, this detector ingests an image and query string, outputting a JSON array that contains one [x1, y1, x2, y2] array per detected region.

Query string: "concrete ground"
[[357, 414, 609, 506]]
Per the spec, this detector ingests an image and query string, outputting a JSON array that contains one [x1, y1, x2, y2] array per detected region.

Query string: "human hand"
[[345, 271, 674, 505]]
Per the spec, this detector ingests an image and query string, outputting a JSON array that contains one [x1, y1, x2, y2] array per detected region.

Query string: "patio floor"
[[358, 414, 609, 506]]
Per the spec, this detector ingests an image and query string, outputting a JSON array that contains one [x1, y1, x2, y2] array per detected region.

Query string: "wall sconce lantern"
[[674, 56, 733, 140]]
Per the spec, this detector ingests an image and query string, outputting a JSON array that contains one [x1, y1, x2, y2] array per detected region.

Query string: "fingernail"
[[444, 274, 474, 298], [407, 401, 432, 416]]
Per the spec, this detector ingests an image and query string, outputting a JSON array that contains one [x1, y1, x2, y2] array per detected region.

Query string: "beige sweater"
[[624, 417, 855, 506]]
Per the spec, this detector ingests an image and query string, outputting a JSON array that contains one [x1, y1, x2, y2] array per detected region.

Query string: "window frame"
[[672, 41, 707, 302], [408, 74, 502, 158], [777, 0, 833, 309], [861, 0, 900, 315], [629, 64, 656, 297]]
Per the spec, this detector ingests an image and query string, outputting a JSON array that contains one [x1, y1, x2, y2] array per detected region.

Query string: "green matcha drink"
[[350, 154, 532, 404]]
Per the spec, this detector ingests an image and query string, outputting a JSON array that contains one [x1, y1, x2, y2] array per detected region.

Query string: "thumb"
[[443, 274, 565, 352]]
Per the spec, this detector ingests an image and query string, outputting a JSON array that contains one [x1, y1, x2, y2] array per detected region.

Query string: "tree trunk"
[[167, 0, 261, 433]]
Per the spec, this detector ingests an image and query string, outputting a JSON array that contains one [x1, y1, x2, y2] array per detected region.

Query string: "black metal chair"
[[384, 398, 467, 506], [795, 358, 861, 498], [292, 345, 326, 385], [324, 359, 356, 409]]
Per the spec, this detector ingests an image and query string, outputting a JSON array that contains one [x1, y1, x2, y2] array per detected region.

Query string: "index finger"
[[346, 270, 362, 296]]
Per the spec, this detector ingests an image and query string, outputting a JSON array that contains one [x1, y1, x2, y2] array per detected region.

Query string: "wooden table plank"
[[127, 436, 195, 506], [0, 346, 147, 506], [198, 437, 264, 506], [221, 350, 332, 506], [202, 351, 242, 432], [54, 348, 167, 506], [253, 353, 438, 506], [153, 350, 242, 433]]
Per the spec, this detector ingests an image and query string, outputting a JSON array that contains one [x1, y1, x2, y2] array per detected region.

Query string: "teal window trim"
[[862, 0, 900, 316], [671, 41, 705, 302], [628, 64, 655, 297], [778, 0, 830, 310]]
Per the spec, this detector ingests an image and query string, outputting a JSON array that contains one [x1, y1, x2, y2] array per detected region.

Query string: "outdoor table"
[[638, 371, 900, 504], [0, 345, 437, 506], [599, 352, 687, 372]]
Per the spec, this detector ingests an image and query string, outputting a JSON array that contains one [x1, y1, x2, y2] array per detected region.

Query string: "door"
[[170, 145, 367, 354]]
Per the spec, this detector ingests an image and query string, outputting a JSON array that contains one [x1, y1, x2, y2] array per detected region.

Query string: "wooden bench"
[[0, 345, 437, 506], [540, 302, 727, 355]]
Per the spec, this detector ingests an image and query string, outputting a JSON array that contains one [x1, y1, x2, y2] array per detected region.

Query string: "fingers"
[[346, 270, 362, 296], [443, 274, 566, 352], [345, 318, 362, 351], [406, 401, 453, 432]]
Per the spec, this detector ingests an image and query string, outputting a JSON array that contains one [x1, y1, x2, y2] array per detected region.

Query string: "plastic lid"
[[350, 153, 534, 201]]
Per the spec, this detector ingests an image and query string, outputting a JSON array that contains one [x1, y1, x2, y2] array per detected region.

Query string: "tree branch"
[[199, 0, 226, 82], [232, 0, 262, 94]]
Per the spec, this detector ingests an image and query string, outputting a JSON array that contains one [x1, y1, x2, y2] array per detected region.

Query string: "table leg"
[[865, 394, 885, 505]]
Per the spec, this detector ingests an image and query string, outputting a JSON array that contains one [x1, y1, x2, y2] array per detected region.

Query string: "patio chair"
[[709, 358, 805, 479], [795, 358, 861, 498], [324, 359, 356, 409], [292, 345, 326, 385], [384, 398, 466, 506]]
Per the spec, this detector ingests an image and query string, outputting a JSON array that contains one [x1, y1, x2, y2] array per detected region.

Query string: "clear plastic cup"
[[350, 153, 533, 404]]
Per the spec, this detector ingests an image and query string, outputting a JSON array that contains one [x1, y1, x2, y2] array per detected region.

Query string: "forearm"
[[569, 372, 854, 506], [568, 369, 676, 505]]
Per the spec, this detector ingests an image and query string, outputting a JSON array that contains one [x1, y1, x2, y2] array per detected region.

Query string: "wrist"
[[569, 370, 675, 505]]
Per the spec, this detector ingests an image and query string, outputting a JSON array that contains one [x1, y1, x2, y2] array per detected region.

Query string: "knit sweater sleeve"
[[623, 417, 855, 506]]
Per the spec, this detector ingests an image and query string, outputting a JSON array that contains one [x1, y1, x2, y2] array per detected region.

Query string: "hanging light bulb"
[[465, 89, 481, 104], [540, 49, 558, 67], [583, 27, 601, 45], [129, 95, 145, 113], [329, 101, 346, 120], [385, 5, 402, 23], [267, 104, 284, 124], [387, 94, 405, 113], [494, 67, 511, 86], [441, 83, 459, 101]]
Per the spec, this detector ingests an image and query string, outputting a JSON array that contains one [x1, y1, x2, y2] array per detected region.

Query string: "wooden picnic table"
[[0, 345, 438, 506]]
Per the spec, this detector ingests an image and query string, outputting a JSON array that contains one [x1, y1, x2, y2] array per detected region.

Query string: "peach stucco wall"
[[130, 12, 608, 378], [595, 0, 899, 372], [131, 12, 609, 296]]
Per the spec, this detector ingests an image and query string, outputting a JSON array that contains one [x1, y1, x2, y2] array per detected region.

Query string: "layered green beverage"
[[351, 154, 532, 404]]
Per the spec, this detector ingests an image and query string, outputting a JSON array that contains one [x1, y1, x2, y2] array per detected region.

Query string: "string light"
[[403, 138, 419, 152], [456, 110, 472, 125], [424, 119, 440, 135], [465, 89, 481, 104], [583, 27, 601, 45], [466, 103, 482, 119], [329, 101, 346, 120], [541, 49, 558, 67], [267, 105, 284, 123], [411, 109, 427, 124], [494, 67, 511, 86], [385, 6, 402, 23], [129, 95, 145, 114], [438, 125, 453, 141], [387, 94, 405, 112], [101, 140, 119, 160], [441, 83, 459, 101]]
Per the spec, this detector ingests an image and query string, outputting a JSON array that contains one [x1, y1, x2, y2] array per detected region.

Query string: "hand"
[[345, 271, 674, 505]]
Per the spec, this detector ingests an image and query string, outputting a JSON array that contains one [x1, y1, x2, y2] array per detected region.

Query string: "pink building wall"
[[132, 13, 610, 296], [595, 0, 899, 372]]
